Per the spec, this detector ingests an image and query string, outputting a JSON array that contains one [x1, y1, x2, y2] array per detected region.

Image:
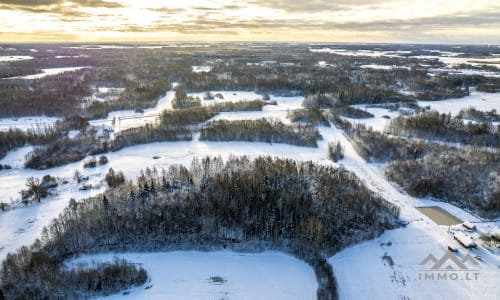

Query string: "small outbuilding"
[[454, 232, 476, 248], [463, 222, 476, 230]]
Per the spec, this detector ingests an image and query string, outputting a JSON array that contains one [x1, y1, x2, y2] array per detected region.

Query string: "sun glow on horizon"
[[0, 0, 499, 43]]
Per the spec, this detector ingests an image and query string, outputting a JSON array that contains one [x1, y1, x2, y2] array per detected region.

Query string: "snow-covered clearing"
[[419, 91, 500, 116], [67, 251, 317, 300], [428, 68, 500, 78], [55, 55, 88, 59], [7, 66, 91, 80], [89, 89, 285, 132], [89, 86, 178, 131], [361, 64, 410, 70], [0, 55, 33, 62], [341, 91, 500, 132], [192, 65, 212, 73], [85, 87, 125, 103], [309, 48, 407, 58], [0, 116, 60, 132], [308, 47, 500, 69], [343, 105, 399, 132]]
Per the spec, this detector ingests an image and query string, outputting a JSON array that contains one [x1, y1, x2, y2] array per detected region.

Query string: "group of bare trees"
[[288, 109, 330, 126], [344, 122, 499, 218], [387, 111, 499, 147], [0, 127, 58, 160], [200, 119, 321, 147], [386, 151, 499, 218]]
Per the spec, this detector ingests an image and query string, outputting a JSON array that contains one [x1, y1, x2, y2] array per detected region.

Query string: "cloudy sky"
[[0, 0, 499, 43]]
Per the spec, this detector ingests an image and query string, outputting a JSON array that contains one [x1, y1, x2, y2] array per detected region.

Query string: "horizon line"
[[1, 40, 499, 46]]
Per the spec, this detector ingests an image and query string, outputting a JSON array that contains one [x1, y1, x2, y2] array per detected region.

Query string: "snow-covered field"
[[344, 105, 399, 132], [84, 87, 125, 103], [309, 48, 408, 58], [89, 89, 288, 132], [0, 55, 33, 62], [330, 224, 499, 300], [342, 91, 500, 132], [192, 65, 212, 73], [429, 68, 500, 78], [309, 47, 500, 69], [0, 88, 499, 299], [419, 91, 500, 115], [361, 64, 410, 70], [0, 116, 60, 132], [67, 251, 317, 300]]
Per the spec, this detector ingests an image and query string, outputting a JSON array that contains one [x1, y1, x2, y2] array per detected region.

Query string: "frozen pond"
[[417, 206, 462, 226], [67, 251, 317, 300]]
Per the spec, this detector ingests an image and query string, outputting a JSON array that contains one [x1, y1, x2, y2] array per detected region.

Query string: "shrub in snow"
[[41, 174, 58, 189], [0, 164, 12, 170], [99, 155, 108, 165], [83, 157, 97, 168], [288, 109, 330, 126], [105, 168, 125, 188], [328, 142, 344, 162], [204, 91, 214, 100]]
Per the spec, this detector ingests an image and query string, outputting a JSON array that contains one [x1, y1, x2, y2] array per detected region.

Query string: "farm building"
[[454, 232, 476, 248], [463, 222, 476, 230]]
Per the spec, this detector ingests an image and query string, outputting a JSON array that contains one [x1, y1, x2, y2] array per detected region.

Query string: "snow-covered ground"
[[55, 55, 88, 59], [0, 116, 60, 132], [343, 105, 399, 132], [309, 48, 408, 58], [428, 68, 500, 78], [7, 66, 91, 80], [361, 64, 410, 70], [67, 251, 317, 300], [330, 224, 499, 300], [84, 87, 125, 103], [0, 87, 498, 299], [309, 47, 500, 69], [341, 91, 500, 132], [89, 89, 279, 133], [324, 125, 500, 300], [0, 55, 33, 62], [192, 65, 212, 73], [419, 91, 500, 116], [89, 85, 177, 132]]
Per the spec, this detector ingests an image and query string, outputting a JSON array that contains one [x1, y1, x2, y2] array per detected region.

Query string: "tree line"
[[200, 119, 321, 147], [387, 111, 499, 147]]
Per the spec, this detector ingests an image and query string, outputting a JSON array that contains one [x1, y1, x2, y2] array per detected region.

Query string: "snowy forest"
[[200, 119, 321, 147], [0, 156, 400, 299], [1, 42, 499, 300]]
